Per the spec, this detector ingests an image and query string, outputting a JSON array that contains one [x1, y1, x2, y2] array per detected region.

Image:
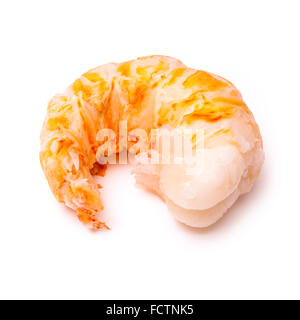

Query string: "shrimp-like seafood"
[[40, 56, 264, 229]]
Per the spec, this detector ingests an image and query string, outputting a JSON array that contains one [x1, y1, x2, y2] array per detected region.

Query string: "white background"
[[0, 0, 299, 300]]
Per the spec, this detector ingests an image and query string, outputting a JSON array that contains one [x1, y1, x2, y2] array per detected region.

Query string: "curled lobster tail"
[[40, 56, 264, 229]]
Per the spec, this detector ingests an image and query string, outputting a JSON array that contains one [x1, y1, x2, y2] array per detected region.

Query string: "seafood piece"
[[40, 56, 264, 229]]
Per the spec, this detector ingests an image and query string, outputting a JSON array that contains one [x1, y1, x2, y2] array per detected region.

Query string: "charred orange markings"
[[117, 60, 170, 115], [136, 65, 149, 79], [72, 74, 108, 105], [117, 61, 132, 77], [130, 83, 148, 108], [181, 91, 201, 107], [183, 103, 234, 123], [212, 128, 231, 136], [56, 139, 74, 157], [47, 96, 70, 112], [180, 71, 237, 123], [183, 70, 227, 91], [166, 68, 186, 86], [158, 107, 169, 122], [72, 79, 91, 99], [83, 72, 103, 83], [47, 115, 70, 130], [135, 61, 168, 81], [157, 92, 202, 126]]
